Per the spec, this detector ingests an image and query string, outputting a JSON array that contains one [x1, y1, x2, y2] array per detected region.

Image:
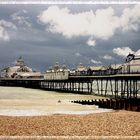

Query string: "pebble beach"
[[0, 111, 140, 136]]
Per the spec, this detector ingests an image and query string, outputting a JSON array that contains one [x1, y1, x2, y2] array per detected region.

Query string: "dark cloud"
[[0, 4, 140, 72]]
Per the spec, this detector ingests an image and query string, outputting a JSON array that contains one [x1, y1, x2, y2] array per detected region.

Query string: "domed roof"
[[16, 56, 25, 66]]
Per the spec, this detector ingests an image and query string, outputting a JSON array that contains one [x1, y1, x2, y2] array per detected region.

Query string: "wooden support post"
[[121, 80, 123, 97], [66, 82, 68, 91], [130, 80, 132, 98], [70, 82, 71, 91], [97, 80, 100, 95], [53, 82, 55, 89], [50, 82, 52, 89], [133, 80, 135, 98], [136, 80, 138, 98], [105, 80, 108, 97], [115, 80, 117, 98], [116, 80, 118, 97], [110, 80, 113, 96], [63, 82, 65, 90], [90, 81, 93, 94], [75, 82, 77, 91], [87, 82, 90, 93], [127, 80, 129, 99], [101, 80, 103, 95], [78, 82, 80, 92], [72, 82, 74, 91], [123, 80, 126, 98], [81, 82, 83, 92]]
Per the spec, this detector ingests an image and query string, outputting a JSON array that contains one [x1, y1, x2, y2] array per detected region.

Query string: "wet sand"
[[0, 111, 140, 136], [0, 86, 108, 116]]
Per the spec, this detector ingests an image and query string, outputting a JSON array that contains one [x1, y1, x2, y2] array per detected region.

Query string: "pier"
[[0, 74, 140, 98], [0, 55, 140, 111], [0, 74, 140, 111]]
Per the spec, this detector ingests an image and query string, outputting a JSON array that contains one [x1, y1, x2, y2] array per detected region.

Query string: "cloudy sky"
[[0, 4, 140, 71]]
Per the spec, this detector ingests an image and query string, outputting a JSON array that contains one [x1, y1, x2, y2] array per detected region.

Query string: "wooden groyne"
[[72, 98, 140, 111]]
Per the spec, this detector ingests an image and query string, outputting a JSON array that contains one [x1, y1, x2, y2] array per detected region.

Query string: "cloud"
[[38, 5, 140, 40], [0, 20, 17, 30], [0, 20, 16, 41], [87, 37, 96, 47], [120, 5, 140, 31], [113, 47, 134, 57], [38, 6, 118, 39], [11, 10, 31, 28], [103, 55, 113, 60], [91, 59, 102, 64], [0, 26, 9, 41], [75, 52, 81, 57]]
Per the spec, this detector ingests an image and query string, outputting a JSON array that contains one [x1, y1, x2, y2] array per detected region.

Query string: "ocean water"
[[0, 86, 113, 116]]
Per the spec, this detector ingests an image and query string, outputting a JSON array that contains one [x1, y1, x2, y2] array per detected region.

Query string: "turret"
[[15, 56, 25, 67]]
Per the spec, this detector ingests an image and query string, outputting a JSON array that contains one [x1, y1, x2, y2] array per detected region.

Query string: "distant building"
[[106, 64, 123, 75], [69, 68, 76, 75], [75, 63, 87, 75], [0, 57, 43, 79], [122, 53, 140, 73], [87, 53, 140, 75], [87, 66, 103, 75], [44, 62, 70, 80]]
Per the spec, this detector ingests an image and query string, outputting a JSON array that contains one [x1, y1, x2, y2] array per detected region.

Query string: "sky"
[[0, 4, 140, 72]]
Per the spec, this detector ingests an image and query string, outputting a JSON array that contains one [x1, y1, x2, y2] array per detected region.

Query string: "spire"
[[19, 56, 22, 59], [15, 56, 25, 67]]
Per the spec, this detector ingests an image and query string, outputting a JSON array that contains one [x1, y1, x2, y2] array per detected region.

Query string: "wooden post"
[[81, 82, 83, 92], [78, 82, 80, 92], [90, 81, 93, 94], [127, 80, 129, 99], [105, 80, 108, 97], [121, 80, 123, 98], [116, 80, 118, 97], [101, 80, 103, 95], [110, 80, 113, 96], [136, 80, 138, 98], [72, 82, 74, 91], [87, 82, 90, 93], [97, 80, 100, 95], [130, 80, 132, 98]]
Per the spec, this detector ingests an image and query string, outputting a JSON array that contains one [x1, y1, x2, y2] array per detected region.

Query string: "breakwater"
[[72, 98, 140, 111]]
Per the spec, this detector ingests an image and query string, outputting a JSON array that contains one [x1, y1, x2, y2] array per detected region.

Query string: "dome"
[[15, 56, 25, 67]]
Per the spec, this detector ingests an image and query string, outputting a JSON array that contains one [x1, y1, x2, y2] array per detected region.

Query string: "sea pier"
[[0, 74, 140, 98], [0, 55, 140, 111]]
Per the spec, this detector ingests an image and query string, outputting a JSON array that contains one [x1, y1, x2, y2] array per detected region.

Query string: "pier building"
[[0, 57, 43, 79], [44, 62, 70, 80], [75, 63, 87, 75], [122, 53, 140, 74]]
